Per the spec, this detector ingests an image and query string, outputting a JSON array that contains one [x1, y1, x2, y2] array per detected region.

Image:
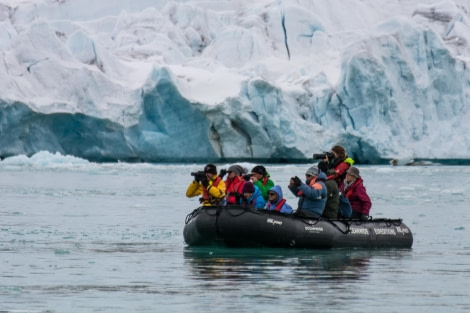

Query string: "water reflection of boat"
[[184, 206, 413, 249], [183, 247, 412, 281]]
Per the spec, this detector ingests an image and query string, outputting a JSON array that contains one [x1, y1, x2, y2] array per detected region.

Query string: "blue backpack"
[[338, 193, 352, 218]]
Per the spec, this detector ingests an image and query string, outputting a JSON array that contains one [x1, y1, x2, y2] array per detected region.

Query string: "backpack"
[[338, 193, 352, 218]]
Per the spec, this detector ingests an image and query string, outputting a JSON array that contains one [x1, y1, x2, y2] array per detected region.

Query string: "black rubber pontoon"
[[184, 206, 413, 249]]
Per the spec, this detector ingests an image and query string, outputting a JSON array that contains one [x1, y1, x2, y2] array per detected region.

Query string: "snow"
[[0, 0, 469, 163]]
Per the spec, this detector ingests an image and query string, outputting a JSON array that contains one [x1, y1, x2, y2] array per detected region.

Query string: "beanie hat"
[[306, 166, 319, 176], [204, 163, 217, 174], [347, 166, 360, 178], [242, 182, 255, 193], [228, 164, 246, 176], [251, 165, 266, 176]]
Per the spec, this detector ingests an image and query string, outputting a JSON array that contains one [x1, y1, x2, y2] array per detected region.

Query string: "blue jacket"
[[265, 185, 293, 214], [289, 171, 327, 217], [240, 185, 266, 209]]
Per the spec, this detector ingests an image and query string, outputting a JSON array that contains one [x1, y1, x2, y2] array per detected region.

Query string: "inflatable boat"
[[184, 206, 413, 249]]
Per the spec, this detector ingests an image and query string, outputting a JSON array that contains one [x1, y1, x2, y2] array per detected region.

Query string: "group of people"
[[185, 145, 372, 220]]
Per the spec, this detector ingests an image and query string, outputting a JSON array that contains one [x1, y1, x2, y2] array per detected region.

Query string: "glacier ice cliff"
[[0, 0, 469, 163]]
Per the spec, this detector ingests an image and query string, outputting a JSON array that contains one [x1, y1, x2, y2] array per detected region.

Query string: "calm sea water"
[[1, 153, 469, 313]]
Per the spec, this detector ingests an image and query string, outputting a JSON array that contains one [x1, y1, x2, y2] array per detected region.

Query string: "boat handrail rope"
[[185, 205, 256, 224], [328, 219, 351, 235], [294, 216, 323, 226], [185, 206, 219, 224], [224, 205, 259, 217], [185, 206, 203, 224]]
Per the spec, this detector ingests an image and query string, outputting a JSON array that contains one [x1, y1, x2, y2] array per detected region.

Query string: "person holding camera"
[[322, 145, 355, 187], [186, 163, 226, 206], [224, 164, 248, 205], [250, 165, 275, 201], [288, 165, 327, 218]]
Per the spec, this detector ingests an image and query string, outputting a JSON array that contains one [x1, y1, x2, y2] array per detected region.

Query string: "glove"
[[201, 177, 209, 187], [293, 176, 302, 187], [219, 169, 228, 178]]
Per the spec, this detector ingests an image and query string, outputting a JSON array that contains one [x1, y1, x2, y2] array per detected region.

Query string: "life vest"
[[226, 177, 245, 204], [267, 199, 286, 212], [202, 176, 222, 203], [328, 157, 354, 185], [344, 178, 362, 199], [262, 176, 269, 186]]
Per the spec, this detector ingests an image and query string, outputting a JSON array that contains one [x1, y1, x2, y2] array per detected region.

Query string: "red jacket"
[[225, 176, 245, 204], [340, 178, 372, 216], [327, 160, 350, 186]]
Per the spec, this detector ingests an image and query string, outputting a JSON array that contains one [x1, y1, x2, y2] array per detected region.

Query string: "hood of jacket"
[[269, 185, 284, 205]]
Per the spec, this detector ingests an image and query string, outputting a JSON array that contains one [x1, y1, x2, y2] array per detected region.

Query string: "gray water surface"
[[1, 160, 469, 312]]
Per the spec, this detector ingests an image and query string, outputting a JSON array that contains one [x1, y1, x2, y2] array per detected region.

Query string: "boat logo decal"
[[374, 228, 397, 235], [266, 218, 282, 226], [395, 227, 410, 234], [305, 226, 323, 232], [350, 228, 369, 235]]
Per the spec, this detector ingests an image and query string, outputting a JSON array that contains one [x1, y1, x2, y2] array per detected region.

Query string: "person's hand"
[[219, 169, 227, 178], [293, 176, 302, 187], [201, 177, 209, 187]]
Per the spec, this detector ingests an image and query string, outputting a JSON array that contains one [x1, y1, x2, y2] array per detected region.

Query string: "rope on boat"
[[185, 205, 256, 224], [185, 207, 203, 224], [328, 219, 351, 235], [185, 206, 218, 224], [223, 205, 259, 217], [295, 217, 322, 226]]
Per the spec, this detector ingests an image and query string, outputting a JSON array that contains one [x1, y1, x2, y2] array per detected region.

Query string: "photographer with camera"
[[186, 163, 226, 206], [224, 164, 248, 205], [288, 165, 327, 218], [314, 145, 354, 187]]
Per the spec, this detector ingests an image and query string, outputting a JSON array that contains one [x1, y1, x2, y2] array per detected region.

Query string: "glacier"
[[0, 0, 469, 163]]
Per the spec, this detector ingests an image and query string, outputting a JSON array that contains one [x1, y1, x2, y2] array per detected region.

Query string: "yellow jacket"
[[186, 175, 226, 206]]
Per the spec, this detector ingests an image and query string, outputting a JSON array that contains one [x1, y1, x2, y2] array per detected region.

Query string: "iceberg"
[[0, 0, 469, 163]]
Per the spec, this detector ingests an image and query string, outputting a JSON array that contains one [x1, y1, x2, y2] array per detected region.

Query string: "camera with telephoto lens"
[[190, 171, 206, 181], [313, 152, 335, 160]]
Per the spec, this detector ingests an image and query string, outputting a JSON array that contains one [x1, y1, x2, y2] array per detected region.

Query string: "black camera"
[[190, 171, 205, 181], [243, 174, 252, 181], [313, 152, 335, 160]]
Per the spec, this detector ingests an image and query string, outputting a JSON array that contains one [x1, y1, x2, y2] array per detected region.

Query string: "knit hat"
[[242, 182, 255, 194], [305, 166, 319, 176], [251, 165, 266, 176], [347, 166, 360, 178], [204, 163, 217, 174], [228, 164, 246, 176]]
